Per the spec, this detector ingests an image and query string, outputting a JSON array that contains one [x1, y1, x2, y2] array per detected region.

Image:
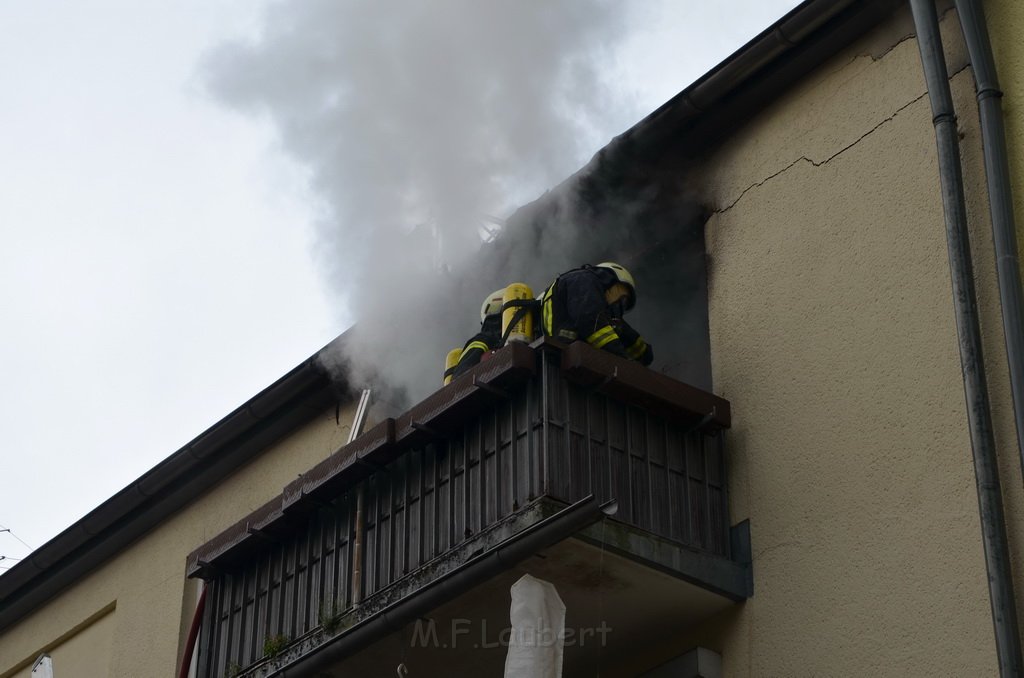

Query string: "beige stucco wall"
[[616, 5, 1024, 677], [986, 0, 1024, 252], [8, 604, 116, 678], [0, 401, 356, 678]]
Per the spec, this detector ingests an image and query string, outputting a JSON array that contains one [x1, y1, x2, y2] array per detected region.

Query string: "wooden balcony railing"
[[187, 339, 733, 678]]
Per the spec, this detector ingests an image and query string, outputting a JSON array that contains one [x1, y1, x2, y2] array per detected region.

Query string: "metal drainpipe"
[[352, 487, 365, 605], [908, 0, 1023, 674], [953, 0, 1024, 485], [348, 389, 373, 606], [177, 584, 207, 678]]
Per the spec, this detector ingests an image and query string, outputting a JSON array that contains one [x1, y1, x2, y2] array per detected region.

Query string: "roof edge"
[[0, 332, 353, 632], [628, 0, 904, 152], [506, 0, 903, 224]]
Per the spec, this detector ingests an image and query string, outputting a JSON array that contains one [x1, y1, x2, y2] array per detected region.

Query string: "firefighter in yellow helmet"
[[540, 262, 654, 365], [451, 288, 507, 379]]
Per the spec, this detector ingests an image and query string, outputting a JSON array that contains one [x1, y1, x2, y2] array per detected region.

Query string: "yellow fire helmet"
[[480, 288, 506, 323], [596, 262, 636, 310]]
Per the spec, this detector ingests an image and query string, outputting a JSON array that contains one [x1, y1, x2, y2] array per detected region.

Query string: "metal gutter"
[[954, 0, 1024, 490], [620, 0, 904, 161], [630, 0, 858, 133], [0, 333, 352, 632], [270, 496, 606, 678], [907, 0, 1023, 674]]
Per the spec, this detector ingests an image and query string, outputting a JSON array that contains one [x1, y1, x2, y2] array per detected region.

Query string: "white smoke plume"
[[201, 0, 640, 406]]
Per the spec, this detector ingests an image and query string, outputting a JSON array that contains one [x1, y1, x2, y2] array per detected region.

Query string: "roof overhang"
[[0, 334, 352, 632]]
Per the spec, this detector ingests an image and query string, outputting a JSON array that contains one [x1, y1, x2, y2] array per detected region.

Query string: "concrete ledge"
[[575, 517, 752, 602]]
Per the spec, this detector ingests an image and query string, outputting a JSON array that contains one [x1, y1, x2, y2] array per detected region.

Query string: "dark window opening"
[[487, 177, 713, 391]]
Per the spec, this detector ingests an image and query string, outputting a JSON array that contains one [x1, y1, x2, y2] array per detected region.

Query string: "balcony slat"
[[243, 560, 256, 665], [367, 476, 380, 596]]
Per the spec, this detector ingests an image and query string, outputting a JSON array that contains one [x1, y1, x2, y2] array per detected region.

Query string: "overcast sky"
[[0, 1, 800, 570]]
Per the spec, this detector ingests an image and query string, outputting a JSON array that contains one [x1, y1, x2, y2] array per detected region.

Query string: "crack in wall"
[[866, 32, 916, 62], [861, 5, 955, 63], [754, 540, 803, 559], [714, 64, 969, 216], [713, 90, 926, 214]]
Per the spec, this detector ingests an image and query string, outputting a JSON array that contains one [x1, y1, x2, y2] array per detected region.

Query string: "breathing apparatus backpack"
[[500, 283, 540, 344], [441, 283, 540, 387]]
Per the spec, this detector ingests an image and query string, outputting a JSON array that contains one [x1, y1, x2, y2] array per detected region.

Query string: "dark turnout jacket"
[[452, 314, 503, 378], [540, 267, 653, 366]]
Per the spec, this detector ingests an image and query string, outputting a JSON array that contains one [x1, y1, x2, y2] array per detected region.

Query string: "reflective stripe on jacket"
[[452, 316, 502, 378]]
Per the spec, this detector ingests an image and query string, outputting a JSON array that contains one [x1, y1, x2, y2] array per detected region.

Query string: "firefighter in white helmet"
[[451, 288, 507, 379], [540, 262, 654, 365]]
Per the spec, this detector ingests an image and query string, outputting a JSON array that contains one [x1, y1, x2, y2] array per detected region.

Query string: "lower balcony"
[[187, 339, 752, 677]]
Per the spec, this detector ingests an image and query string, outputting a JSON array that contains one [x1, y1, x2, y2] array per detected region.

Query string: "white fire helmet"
[[596, 262, 636, 310], [480, 288, 506, 323]]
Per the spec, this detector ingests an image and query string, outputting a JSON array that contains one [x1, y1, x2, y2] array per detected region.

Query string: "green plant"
[[319, 600, 344, 635], [262, 633, 290, 659], [224, 661, 242, 678]]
